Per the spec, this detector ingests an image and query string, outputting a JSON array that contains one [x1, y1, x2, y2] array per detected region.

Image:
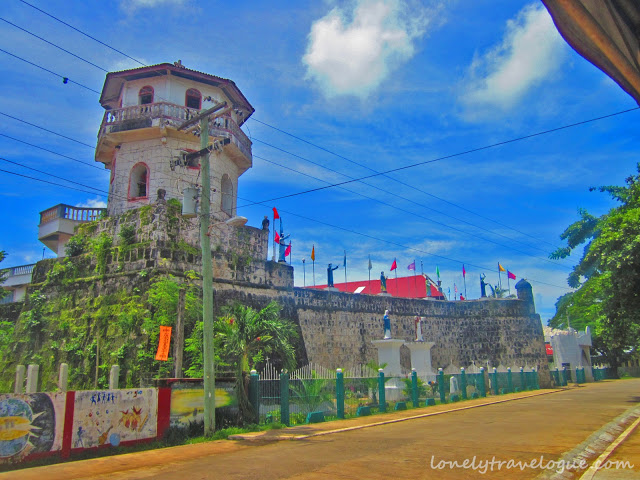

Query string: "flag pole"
[[368, 255, 371, 292], [272, 212, 276, 262], [498, 263, 502, 290], [344, 250, 347, 285], [507, 273, 510, 295], [302, 259, 306, 287]]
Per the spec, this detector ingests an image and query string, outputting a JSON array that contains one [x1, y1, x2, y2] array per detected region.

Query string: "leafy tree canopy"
[[550, 165, 640, 370]]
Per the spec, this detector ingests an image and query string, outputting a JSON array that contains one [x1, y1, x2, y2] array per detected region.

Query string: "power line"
[[0, 132, 104, 170], [0, 167, 107, 196], [0, 111, 94, 148], [242, 106, 640, 207], [18, 0, 146, 66], [0, 47, 101, 94], [252, 153, 571, 270], [250, 116, 564, 249], [0, 17, 108, 72]]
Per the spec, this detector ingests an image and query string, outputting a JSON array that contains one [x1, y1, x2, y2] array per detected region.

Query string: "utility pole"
[[178, 100, 229, 436]]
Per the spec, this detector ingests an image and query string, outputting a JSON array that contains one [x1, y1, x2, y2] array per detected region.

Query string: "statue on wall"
[[278, 220, 290, 263], [261, 215, 269, 230], [480, 273, 487, 298], [415, 316, 424, 342], [327, 263, 339, 287], [383, 309, 391, 339], [380, 271, 387, 293]]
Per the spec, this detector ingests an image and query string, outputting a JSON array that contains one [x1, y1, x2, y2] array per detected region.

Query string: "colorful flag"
[[273, 207, 279, 220], [436, 266, 440, 279], [274, 231, 280, 243], [368, 255, 372, 270], [508, 270, 516, 280], [285, 243, 291, 257], [462, 265, 466, 278], [155, 325, 172, 361], [311, 245, 315, 261], [407, 261, 415, 271], [498, 263, 506, 272], [390, 259, 397, 271]]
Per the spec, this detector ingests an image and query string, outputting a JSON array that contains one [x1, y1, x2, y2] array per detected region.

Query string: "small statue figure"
[[261, 216, 269, 230], [383, 309, 391, 339], [450, 375, 459, 395], [380, 271, 387, 292], [415, 316, 424, 342], [480, 273, 487, 298], [278, 220, 290, 263], [156, 188, 167, 204], [327, 263, 339, 287]]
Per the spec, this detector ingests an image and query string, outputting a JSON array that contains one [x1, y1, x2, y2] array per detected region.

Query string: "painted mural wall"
[[169, 380, 236, 428], [0, 392, 66, 464], [72, 388, 157, 449]]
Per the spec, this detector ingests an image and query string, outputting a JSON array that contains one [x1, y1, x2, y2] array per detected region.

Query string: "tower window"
[[221, 174, 233, 215], [129, 163, 149, 200], [185, 88, 202, 109], [138, 86, 154, 105]]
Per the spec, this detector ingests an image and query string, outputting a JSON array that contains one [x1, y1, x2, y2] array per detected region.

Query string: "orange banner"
[[155, 325, 172, 361]]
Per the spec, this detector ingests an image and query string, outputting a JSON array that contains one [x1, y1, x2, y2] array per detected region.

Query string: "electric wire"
[[0, 17, 108, 72], [0, 48, 101, 94], [0, 111, 94, 148]]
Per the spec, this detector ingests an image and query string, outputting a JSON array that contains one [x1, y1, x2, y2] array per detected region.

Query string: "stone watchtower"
[[95, 61, 255, 220]]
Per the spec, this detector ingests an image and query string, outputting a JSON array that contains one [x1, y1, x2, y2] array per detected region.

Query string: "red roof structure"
[[309, 274, 446, 299]]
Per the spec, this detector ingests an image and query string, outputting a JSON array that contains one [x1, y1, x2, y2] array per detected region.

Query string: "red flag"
[[508, 270, 516, 280], [275, 231, 280, 243], [462, 265, 466, 278], [390, 259, 397, 271], [273, 207, 279, 220], [311, 245, 315, 261], [285, 244, 291, 257]]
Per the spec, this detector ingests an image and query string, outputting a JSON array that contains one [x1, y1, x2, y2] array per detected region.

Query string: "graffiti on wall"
[[0, 393, 66, 464], [72, 389, 157, 448], [170, 381, 235, 427]]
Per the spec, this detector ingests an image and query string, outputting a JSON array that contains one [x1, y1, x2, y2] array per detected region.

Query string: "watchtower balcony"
[[95, 101, 252, 173], [39, 204, 106, 257]]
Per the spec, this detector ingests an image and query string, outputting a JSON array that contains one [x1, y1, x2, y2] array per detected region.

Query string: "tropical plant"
[[291, 371, 333, 415], [0, 250, 7, 300], [363, 360, 388, 404], [401, 376, 428, 399], [215, 301, 298, 424], [550, 165, 640, 374]]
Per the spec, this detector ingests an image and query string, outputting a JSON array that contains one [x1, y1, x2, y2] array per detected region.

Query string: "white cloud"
[[302, 0, 431, 98], [76, 198, 107, 209], [460, 4, 566, 114], [120, 0, 186, 12]]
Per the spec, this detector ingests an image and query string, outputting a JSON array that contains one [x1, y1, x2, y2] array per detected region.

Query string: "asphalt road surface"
[[4, 379, 640, 480]]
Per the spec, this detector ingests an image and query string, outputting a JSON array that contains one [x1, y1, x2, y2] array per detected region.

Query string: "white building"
[[543, 325, 593, 381]]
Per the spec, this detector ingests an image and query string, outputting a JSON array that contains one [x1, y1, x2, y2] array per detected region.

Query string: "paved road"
[[4, 380, 640, 480]]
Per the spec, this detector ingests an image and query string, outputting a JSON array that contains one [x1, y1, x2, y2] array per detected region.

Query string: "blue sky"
[[1, 0, 639, 323]]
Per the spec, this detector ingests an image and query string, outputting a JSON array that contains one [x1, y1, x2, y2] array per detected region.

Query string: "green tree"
[[0, 251, 8, 300], [550, 166, 640, 374], [215, 301, 298, 424]]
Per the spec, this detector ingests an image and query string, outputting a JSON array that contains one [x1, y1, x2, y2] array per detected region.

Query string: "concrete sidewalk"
[[1, 388, 562, 480]]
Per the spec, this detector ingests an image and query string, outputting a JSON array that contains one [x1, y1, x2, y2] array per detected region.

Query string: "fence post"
[[59, 363, 69, 392], [438, 368, 446, 404], [533, 367, 539, 389], [561, 367, 568, 386], [520, 367, 526, 391], [478, 368, 486, 397], [378, 369, 386, 412], [460, 367, 467, 400], [507, 367, 513, 393], [109, 365, 120, 390], [15, 365, 26, 394], [249, 370, 260, 424], [411, 369, 419, 408], [280, 372, 290, 426], [336, 368, 345, 419], [26, 364, 39, 393], [492, 367, 499, 395]]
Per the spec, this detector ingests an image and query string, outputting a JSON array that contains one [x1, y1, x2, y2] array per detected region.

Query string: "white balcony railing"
[[98, 102, 252, 161], [39, 204, 105, 226]]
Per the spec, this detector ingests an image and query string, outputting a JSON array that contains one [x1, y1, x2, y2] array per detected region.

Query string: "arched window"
[[185, 88, 202, 109], [138, 86, 154, 105], [221, 174, 233, 215], [129, 163, 149, 200]]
